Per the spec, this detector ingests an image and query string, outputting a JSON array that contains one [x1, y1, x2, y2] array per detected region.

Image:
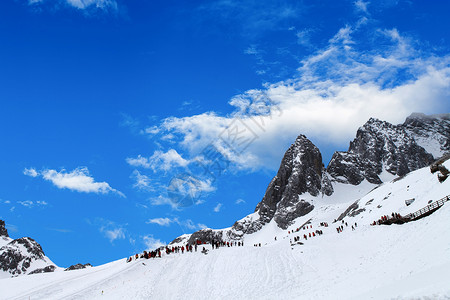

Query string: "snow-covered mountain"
[[0, 220, 59, 279], [0, 155, 449, 299], [206, 113, 449, 239]]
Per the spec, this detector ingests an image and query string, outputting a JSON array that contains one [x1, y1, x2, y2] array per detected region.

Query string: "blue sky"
[[0, 0, 449, 267]]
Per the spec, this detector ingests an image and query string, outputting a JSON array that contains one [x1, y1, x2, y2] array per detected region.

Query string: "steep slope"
[[403, 113, 450, 158], [327, 117, 435, 185], [230, 135, 333, 234]]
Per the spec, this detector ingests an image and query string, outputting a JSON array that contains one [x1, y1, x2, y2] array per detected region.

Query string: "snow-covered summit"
[[183, 113, 449, 241]]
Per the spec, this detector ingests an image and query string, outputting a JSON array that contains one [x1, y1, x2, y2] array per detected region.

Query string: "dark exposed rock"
[[186, 229, 224, 245], [65, 263, 92, 271], [403, 113, 450, 157], [337, 200, 366, 220], [0, 220, 8, 238], [29, 265, 57, 275], [327, 117, 435, 185], [232, 135, 332, 231], [0, 237, 46, 276]]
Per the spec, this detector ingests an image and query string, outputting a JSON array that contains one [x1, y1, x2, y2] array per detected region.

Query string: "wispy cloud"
[[354, 0, 370, 14], [27, 0, 118, 12], [146, 217, 173, 226], [213, 203, 222, 212], [142, 234, 165, 250], [18, 200, 48, 208], [25, 167, 125, 197], [235, 198, 246, 205], [198, 0, 303, 37], [146, 216, 207, 231], [47, 228, 73, 233], [130, 170, 154, 191], [96, 219, 126, 243]]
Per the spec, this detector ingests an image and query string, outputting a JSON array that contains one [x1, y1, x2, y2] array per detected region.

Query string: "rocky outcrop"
[[29, 265, 57, 275], [0, 220, 58, 277], [0, 220, 8, 238], [65, 263, 92, 271], [232, 135, 333, 231], [327, 117, 435, 185], [186, 229, 224, 245], [404, 113, 450, 158], [0, 237, 50, 276]]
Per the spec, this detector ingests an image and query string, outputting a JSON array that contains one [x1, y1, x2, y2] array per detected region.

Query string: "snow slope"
[[0, 162, 449, 299]]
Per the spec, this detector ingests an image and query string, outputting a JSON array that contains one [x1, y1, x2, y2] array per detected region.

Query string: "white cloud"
[[103, 227, 125, 243], [235, 198, 246, 205], [143, 235, 165, 250], [97, 219, 126, 243], [127, 149, 192, 172], [146, 217, 173, 226], [213, 203, 222, 212], [147, 23, 450, 171], [23, 168, 39, 177], [31, 167, 125, 197]]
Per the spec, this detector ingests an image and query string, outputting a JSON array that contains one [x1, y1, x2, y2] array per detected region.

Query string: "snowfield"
[[1, 161, 449, 300]]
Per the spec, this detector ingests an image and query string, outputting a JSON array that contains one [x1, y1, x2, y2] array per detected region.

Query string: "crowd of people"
[[371, 212, 403, 225], [127, 239, 246, 262]]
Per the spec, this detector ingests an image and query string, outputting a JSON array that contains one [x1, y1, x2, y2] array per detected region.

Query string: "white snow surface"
[[1, 162, 449, 299]]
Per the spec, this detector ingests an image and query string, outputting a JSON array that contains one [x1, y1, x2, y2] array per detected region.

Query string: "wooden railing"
[[404, 195, 449, 221]]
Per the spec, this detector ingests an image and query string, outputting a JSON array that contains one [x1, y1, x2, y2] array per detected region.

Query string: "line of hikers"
[[288, 224, 315, 235], [336, 220, 357, 233], [127, 239, 245, 262]]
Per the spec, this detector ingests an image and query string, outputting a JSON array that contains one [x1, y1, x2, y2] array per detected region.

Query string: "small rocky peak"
[[0, 220, 8, 238], [65, 263, 92, 271]]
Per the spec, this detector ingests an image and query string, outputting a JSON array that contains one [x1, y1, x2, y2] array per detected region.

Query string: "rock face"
[[0, 220, 58, 277], [65, 263, 92, 271], [327, 117, 435, 185], [186, 229, 224, 245], [0, 237, 56, 276], [232, 135, 333, 232], [403, 113, 450, 158], [0, 220, 8, 238], [29, 265, 57, 275]]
